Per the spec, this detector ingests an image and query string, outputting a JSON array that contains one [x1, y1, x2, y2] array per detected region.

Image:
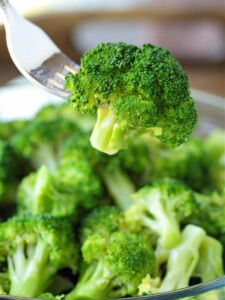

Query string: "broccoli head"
[[186, 189, 225, 248], [0, 140, 30, 207], [65, 42, 197, 154], [67, 231, 156, 299], [11, 118, 78, 171], [0, 120, 28, 141], [126, 178, 198, 249], [54, 154, 102, 210], [35, 103, 95, 133], [80, 206, 124, 243], [17, 165, 79, 219], [0, 214, 79, 297]]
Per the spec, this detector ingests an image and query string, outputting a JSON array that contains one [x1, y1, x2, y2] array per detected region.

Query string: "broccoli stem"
[[193, 236, 224, 282], [67, 261, 110, 300], [160, 225, 206, 292], [137, 190, 181, 249], [98, 168, 135, 210], [90, 107, 127, 155], [8, 238, 57, 297]]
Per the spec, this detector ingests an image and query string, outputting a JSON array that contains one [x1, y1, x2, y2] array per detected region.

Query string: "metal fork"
[[0, 0, 80, 99]]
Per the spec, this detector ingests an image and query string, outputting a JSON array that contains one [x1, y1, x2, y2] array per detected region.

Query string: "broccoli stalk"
[[65, 42, 197, 155], [67, 232, 156, 299], [0, 214, 79, 297], [98, 168, 135, 210], [159, 225, 206, 292], [8, 238, 57, 296], [193, 236, 224, 282], [126, 179, 198, 249]]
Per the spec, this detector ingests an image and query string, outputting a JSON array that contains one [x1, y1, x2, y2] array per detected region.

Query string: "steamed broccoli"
[[0, 140, 29, 207], [61, 132, 141, 210], [193, 236, 224, 282], [67, 231, 156, 299], [54, 154, 102, 210], [16, 166, 79, 219], [149, 137, 214, 193], [11, 118, 78, 171], [0, 214, 79, 297], [125, 178, 198, 249], [138, 225, 206, 294], [35, 103, 95, 133], [0, 120, 28, 141], [65, 42, 197, 155], [80, 206, 124, 243], [184, 188, 225, 250], [148, 132, 225, 193]]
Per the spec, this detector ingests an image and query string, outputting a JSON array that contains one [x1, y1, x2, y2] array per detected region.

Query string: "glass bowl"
[[0, 78, 224, 300]]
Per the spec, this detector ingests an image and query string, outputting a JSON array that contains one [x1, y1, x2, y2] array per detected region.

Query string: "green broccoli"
[[125, 178, 198, 249], [149, 137, 215, 193], [0, 140, 30, 207], [54, 155, 102, 210], [148, 132, 225, 193], [0, 120, 28, 141], [186, 189, 225, 248], [35, 103, 95, 133], [16, 165, 79, 219], [61, 132, 137, 210], [193, 236, 224, 282], [80, 206, 124, 243], [138, 225, 206, 294], [0, 214, 79, 297], [65, 42, 197, 155], [203, 130, 225, 192], [67, 231, 156, 299], [11, 118, 78, 171]]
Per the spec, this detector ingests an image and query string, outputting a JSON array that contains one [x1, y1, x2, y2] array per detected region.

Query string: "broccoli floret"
[[80, 206, 124, 243], [186, 190, 225, 249], [54, 155, 102, 210], [17, 165, 79, 219], [11, 118, 78, 171], [149, 132, 225, 193], [0, 140, 30, 207], [139, 225, 206, 294], [0, 120, 28, 141], [126, 178, 198, 249], [0, 214, 79, 297], [35, 103, 95, 133], [203, 130, 225, 192], [67, 231, 156, 299], [65, 42, 197, 155], [149, 137, 215, 193], [62, 132, 136, 210], [193, 236, 224, 282]]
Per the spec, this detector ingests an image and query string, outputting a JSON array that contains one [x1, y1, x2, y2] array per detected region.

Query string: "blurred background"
[[0, 0, 225, 96]]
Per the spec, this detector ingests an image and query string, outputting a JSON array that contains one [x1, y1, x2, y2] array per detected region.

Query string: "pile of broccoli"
[[0, 42, 224, 299]]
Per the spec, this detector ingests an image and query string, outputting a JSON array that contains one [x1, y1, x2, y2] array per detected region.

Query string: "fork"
[[0, 0, 80, 99]]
